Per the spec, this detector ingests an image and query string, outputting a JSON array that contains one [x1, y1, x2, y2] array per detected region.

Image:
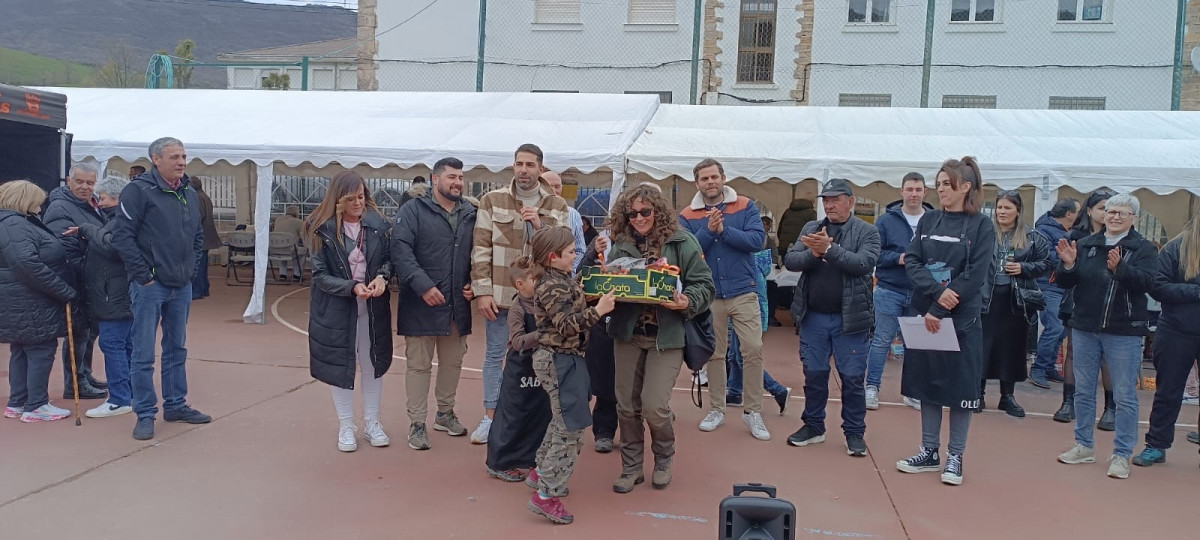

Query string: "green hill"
[[0, 46, 95, 87]]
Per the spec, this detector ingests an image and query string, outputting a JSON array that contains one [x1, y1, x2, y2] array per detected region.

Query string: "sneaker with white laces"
[[337, 424, 358, 452], [865, 386, 880, 410], [941, 453, 964, 485], [4, 406, 21, 418], [1057, 443, 1096, 464], [903, 396, 922, 411], [86, 401, 133, 419], [698, 410, 725, 432], [1107, 455, 1131, 479], [470, 416, 492, 445], [20, 404, 70, 423], [743, 412, 771, 441], [897, 446, 940, 473], [698, 368, 708, 387], [363, 420, 390, 447]]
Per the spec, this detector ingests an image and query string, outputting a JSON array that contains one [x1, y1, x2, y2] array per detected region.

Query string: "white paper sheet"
[[898, 316, 960, 352]]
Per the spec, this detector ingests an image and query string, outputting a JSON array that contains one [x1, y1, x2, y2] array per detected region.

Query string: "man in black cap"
[[782, 178, 880, 457]]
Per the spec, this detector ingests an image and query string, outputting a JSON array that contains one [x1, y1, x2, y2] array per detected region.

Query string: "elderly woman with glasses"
[[603, 183, 714, 494], [1054, 193, 1159, 479]]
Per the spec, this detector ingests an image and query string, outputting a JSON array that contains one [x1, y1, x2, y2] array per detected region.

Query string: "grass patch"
[[0, 46, 95, 87]]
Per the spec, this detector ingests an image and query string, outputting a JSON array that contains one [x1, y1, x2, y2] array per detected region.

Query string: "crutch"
[[65, 304, 82, 426]]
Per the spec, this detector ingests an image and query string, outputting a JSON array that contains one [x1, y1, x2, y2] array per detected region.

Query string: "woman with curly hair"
[[605, 183, 714, 494]]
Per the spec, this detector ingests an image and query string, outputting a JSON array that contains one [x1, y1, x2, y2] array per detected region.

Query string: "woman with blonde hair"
[[605, 183, 714, 493], [1133, 216, 1200, 467], [0, 180, 78, 422], [306, 171, 394, 451]]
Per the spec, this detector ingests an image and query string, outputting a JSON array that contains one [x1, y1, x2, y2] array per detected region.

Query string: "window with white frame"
[[737, 1, 777, 83], [951, 0, 997, 22], [1057, 0, 1108, 22], [839, 93, 892, 107], [848, 0, 891, 23], [942, 95, 997, 108], [624, 90, 673, 103], [629, 0, 675, 24], [535, 0, 581, 24], [1049, 96, 1106, 110]]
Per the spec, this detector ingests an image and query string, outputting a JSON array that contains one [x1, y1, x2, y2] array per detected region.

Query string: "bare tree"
[[92, 41, 144, 88]]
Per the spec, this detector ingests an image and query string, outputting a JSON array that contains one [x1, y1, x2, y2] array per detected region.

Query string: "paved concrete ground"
[[3, 277, 1198, 539]]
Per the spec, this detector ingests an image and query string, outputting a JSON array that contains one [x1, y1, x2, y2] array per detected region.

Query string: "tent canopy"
[[41, 87, 660, 174], [627, 105, 1200, 196], [1, 84, 66, 130]]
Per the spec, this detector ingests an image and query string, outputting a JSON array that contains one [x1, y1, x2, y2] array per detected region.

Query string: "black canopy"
[[0, 84, 69, 192], [0, 84, 67, 130]]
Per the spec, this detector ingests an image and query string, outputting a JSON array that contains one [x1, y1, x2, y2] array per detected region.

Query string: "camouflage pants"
[[532, 349, 585, 498]]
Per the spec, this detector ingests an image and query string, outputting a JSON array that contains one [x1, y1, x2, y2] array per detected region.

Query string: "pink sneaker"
[[524, 468, 540, 489], [4, 406, 21, 419], [20, 404, 70, 423], [527, 492, 573, 524]]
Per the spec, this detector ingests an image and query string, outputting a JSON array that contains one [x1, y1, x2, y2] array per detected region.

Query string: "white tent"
[[627, 105, 1200, 222], [49, 87, 660, 323]]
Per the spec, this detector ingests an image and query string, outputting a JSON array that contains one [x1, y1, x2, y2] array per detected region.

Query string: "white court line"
[[271, 288, 1200, 428]]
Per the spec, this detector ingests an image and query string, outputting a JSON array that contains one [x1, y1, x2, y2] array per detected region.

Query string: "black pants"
[[586, 324, 617, 440], [60, 312, 95, 385], [1145, 326, 1200, 450]]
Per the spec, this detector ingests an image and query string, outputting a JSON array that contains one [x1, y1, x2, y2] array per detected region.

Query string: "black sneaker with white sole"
[[941, 454, 964, 485], [846, 434, 868, 457], [786, 425, 825, 447], [896, 446, 940, 473]]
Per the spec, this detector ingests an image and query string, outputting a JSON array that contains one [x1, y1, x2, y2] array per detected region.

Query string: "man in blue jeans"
[[1030, 198, 1080, 388], [112, 137, 212, 440], [865, 173, 931, 410]]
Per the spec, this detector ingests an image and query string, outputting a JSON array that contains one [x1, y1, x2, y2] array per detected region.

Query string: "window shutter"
[[536, 0, 581, 24], [629, 0, 676, 24]]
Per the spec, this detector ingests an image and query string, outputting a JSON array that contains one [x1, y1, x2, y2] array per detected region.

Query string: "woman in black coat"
[[980, 191, 1051, 417], [306, 171, 394, 452], [0, 180, 77, 422]]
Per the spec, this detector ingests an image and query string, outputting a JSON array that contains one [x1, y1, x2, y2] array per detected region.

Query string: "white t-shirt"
[[903, 210, 924, 237]]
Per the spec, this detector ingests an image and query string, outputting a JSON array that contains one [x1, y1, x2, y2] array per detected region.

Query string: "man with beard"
[[470, 144, 569, 444], [392, 157, 478, 450]]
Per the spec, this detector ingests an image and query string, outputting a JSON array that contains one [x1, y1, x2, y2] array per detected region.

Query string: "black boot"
[[64, 377, 107, 400], [998, 394, 1026, 418], [1053, 384, 1075, 423], [974, 384, 984, 413], [1097, 390, 1116, 431], [86, 374, 108, 389]]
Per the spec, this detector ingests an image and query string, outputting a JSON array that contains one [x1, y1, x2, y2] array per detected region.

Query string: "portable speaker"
[[719, 483, 796, 540]]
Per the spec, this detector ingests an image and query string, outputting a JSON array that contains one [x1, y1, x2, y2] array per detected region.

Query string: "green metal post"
[[1171, 0, 1186, 110], [690, 0, 702, 104], [477, 0, 487, 92], [301, 56, 310, 90], [919, 0, 936, 107]]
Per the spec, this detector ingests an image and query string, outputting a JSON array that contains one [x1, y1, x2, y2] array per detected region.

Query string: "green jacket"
[[607, 229, 714, 350]]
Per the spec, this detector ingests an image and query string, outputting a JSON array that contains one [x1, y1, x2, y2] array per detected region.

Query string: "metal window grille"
[[737, 0, 777, 83], [839, 93, 892, 107], [942, 94, 998, 108]]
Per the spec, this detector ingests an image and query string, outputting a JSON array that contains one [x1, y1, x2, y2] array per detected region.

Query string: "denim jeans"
[[192, 249, 211, 297], [800, 311, 868, 437], [726, 326, 787, 399], [7, 340, 58, 412], [1032, 287, 1066, 375], [1071, 331, 1142, 458], [129, 281, 193, 420], [866, 286, 913, 389], [483, 308, 509, 410], [97, 318, 134, 407]]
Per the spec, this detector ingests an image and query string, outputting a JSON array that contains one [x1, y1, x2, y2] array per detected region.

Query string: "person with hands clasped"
[[896, 157, 995, 486], [1054, 193, 1158, 480], [306, 171, 394, 453], [522, 227, 615, 525]]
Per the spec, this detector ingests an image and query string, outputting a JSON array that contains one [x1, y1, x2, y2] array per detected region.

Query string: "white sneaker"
[[698, 368, 709, 387], [86, 401, 132, 418], [364, 420, 390, 447], [338, 424, 358, 452], [20, 404, 70, 423], [4, 406, 22, 418], [865, 386, 880, 410], [903, 397, 922, 411], [743, 412, 771, 441], [1107, 455, 1130, 479], [699, 410, 725, 432], [1183, 395, 1199, 406], [1057, 443, 1096, 464], [470, 416, 492, 445]]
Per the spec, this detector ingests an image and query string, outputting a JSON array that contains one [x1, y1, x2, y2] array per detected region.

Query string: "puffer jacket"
[[42, 185, 106, 282], [308, 210, 394, 389], [79, 207, 132, 321], [1056, 228, 1158, 336], [776, 198, 817, 257], [392, 194, 477, 337], [0, 210, 77, 344], [982, 225, 1052, 314], [606, 229, 715, 350], [784, 216, 881, 335]]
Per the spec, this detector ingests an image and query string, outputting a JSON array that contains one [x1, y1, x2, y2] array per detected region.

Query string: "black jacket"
[[391, 194, 477, 337], [42, 185, 106, 282], [1056, 229, 1158, 336], [309, 211, 394, 389], [784, 216, 880, 335], [111, 168, 203, 287], [0, 210, 76, 344], [982, 225, 1052, 314], [906, 211, 995, 323], [1150, 237, 1200, 337], [79, 207, 132, 321]]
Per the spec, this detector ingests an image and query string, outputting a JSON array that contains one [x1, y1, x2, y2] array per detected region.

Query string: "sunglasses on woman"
[[625, 208, 654, 219]]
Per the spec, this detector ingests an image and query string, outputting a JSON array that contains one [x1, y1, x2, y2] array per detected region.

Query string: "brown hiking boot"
[[652, 463, 672, 489], [612, 473, 644, 494]]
